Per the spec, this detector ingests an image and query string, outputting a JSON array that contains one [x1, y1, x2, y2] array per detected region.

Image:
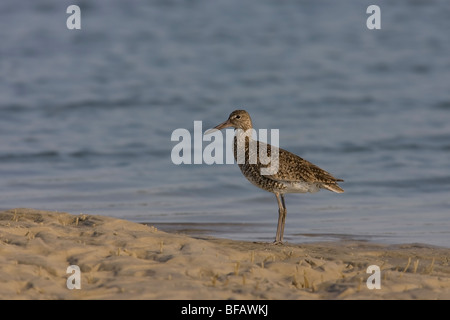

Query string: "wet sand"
[[0, 208, 449, 299]]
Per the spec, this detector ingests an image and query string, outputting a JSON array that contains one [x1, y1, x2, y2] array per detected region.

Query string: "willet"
[[208, 110, 344, 244]]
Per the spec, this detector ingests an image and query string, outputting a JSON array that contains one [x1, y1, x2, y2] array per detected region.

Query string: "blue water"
[[1, 0, 449, 247]]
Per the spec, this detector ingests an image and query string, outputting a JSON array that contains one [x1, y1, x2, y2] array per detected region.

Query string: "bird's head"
[[208, 110, 253, 133]]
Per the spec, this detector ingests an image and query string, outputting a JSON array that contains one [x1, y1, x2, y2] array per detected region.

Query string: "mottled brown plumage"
[[210, 110, 344, 243]]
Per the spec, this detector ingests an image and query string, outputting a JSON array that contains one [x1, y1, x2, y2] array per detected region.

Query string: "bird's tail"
[[322, 181, 344, 193]]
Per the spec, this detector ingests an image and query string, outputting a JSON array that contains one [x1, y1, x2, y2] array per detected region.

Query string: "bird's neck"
[[234, 127, 254, 141], [233, 128, 255, 163]]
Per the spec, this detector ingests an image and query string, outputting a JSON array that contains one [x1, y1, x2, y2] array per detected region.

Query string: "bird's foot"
[[271, 240, 285, 246]]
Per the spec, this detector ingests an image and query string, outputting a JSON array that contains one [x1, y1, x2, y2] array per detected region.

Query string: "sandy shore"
[[0, 208, 449, 300]]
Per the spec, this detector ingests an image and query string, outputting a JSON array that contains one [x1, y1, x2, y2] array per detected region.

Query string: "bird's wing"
[[261, 145, 343, 184]]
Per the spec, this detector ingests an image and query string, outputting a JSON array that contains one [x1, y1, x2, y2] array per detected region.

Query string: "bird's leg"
[[280, 194, 287, 241], [274, 193, 287, 244]]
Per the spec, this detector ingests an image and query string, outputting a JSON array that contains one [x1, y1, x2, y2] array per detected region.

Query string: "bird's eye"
[[235, 115, 241, 119]]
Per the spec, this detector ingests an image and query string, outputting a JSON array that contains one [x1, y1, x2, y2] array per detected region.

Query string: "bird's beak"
[[204, 119, 232, 135]]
